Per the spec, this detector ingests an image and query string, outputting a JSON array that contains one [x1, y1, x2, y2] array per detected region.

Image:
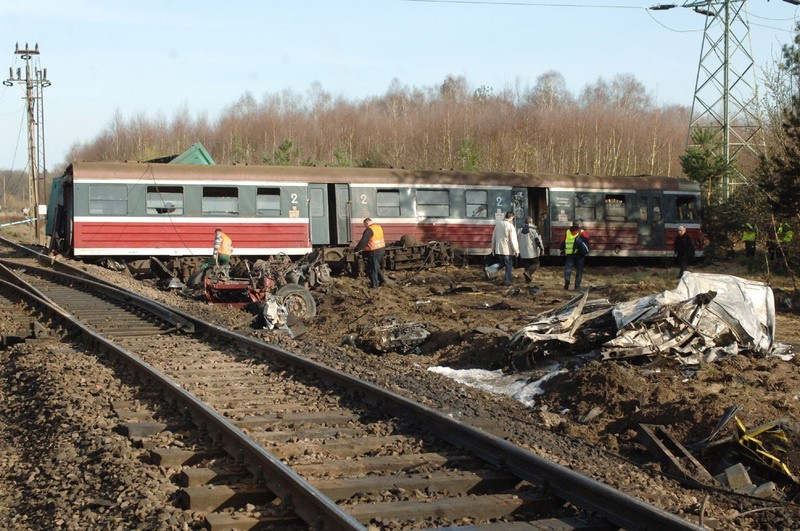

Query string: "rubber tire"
[[276, 283, 317, 319]]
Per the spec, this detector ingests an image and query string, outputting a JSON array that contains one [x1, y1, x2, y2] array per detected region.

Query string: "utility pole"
[[650, 1, 798, 200], [4, 42, 50, 244]]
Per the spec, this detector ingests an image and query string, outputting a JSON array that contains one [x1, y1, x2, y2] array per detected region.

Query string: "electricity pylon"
[[653, 0, 800, 199], [688, 1, 764, 199], [4, 42, 50, 244]]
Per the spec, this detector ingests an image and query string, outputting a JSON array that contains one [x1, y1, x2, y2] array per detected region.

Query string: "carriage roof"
[[67, 161, 699, 193]]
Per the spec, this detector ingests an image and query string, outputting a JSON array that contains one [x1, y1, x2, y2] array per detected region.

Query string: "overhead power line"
[[402, 0, 643, 8]]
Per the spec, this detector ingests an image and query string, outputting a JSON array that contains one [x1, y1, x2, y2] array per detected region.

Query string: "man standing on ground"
[[742, 222, 757, 258], [486, 211, 519, 285], [354, 217, 386, 289], [674, 225, 694, 278], [561, 220, 590, 290], [518, 216, 544, 283]]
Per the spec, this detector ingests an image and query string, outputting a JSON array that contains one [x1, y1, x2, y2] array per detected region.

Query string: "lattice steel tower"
[[654, 0, 800, 198], [687, 0, 763, 197]]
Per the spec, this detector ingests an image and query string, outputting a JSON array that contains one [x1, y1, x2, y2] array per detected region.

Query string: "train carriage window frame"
[[574, 192, 597, 222], [88, 184, 128, 216], [376, 189, 401, 217], [638, 197, 648, 222], [256, 187, 281, 217], [466, 189, 488, 218], [653, 196, 663, 222], [416, 189, 450, 218], [675, 195, 698, 222], [604, 194, 626, 222], [202, 186, 239, 216], [146, 186, 184, 215]]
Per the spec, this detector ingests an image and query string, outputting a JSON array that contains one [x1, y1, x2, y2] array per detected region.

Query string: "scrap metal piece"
[[507, 293, 615, 370], [735, 417, 797, 483], [261, 294, 288, 330], [356, 316, 430, 354], [687, 405, 742, 452], [638, 424, 717, 485]]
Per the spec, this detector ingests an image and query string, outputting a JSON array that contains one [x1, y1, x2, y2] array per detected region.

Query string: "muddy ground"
[[4, 222, 800, 529], [310, 257, 800, 453]]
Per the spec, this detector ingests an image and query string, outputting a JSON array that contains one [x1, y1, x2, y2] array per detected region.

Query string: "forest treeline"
[[65, 71, 690, 177]]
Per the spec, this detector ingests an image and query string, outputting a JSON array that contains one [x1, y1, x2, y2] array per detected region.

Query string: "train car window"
[[417, 189, 449, 217], [551, 193, 572, 221], [377, 190, 400, 217], [466, 190, 488, 218], [309, 188, 324, 217], [202, 187, 239, 215], [675, 195, 697, 221], [257, 188, 281, 216], [604, 194, 626, 221], [653, 197, 662, 222], [88, 184, 127, 216], [574, 192, 596, 221], [146, 186, 183, 215], [639, 197, 648, 222]]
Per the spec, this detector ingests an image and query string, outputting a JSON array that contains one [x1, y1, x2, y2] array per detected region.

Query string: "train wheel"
[[276, 284, 317, 319], [323, 248, 346, 275]]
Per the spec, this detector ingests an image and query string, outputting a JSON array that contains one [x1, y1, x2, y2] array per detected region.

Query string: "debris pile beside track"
[[508, 272, 789, 371]]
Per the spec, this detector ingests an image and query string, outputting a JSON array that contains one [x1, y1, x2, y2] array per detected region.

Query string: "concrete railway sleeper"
[[0, 248, 703, 530]]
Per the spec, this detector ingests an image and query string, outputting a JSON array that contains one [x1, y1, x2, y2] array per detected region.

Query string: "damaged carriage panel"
[[605, 273, 776, 363], [507, 293, 616, 370], [507, 272, 780, 371]]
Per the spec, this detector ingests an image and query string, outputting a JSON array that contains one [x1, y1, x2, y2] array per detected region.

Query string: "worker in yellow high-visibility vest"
[[742, 223, 757, 258]]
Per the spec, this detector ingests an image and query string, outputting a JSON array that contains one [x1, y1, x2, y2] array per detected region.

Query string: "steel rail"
[[0, 259, 196, 334], [0, 242, 704, 530], [0, 262, 366, 531]]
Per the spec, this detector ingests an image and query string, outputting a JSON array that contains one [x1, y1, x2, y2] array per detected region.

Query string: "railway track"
[[0, 244, 704, 530]]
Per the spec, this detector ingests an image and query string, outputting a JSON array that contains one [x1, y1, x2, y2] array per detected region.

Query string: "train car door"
[[308, 184, 330, 245], [637, 192, 665, 250], [512, 187, 528, 229], [526, 187, 548, 231], [333, 184, 351, 244]]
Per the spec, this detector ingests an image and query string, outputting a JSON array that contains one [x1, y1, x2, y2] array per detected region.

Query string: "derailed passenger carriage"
[[48, 162, 703, 274]]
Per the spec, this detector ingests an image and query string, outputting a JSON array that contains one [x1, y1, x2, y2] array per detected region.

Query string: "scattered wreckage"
[[195, 253, 328, 314], [343, 238, 461, 275], [639, 406, 799, 500], [508, 272, 782, 371], [345, 316, 431, 355]]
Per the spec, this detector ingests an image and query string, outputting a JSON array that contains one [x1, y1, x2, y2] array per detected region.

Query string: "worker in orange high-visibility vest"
[[201, 228, 233, 270], [354, 218, 386, 288]]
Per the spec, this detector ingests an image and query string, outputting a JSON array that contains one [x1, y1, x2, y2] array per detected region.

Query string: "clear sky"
[[0, 0, 797, 174]]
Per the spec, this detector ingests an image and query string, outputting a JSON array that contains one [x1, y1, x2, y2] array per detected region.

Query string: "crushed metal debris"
[[508, 273, 791, 371], [352, 316, 431, 354]]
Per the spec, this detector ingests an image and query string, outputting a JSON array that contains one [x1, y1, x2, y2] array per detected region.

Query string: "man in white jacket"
[[485, 211, 520, 285]]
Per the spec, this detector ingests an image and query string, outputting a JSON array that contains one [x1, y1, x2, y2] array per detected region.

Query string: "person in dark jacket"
[[674, 225, 694, 278], [518, 216, 544, 283]]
